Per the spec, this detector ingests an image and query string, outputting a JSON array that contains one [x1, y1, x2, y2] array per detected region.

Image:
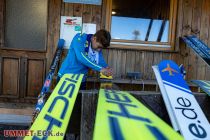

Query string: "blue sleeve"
[[99, 50, 108, 68], [72, 34, 103, 71]]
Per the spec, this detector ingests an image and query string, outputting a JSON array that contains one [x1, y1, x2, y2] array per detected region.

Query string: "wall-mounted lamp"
[[112, 11, 116, 15]]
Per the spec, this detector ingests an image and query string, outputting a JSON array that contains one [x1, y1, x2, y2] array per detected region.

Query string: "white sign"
[[82, 23, 96, 34], [60, 16, 82, 49]]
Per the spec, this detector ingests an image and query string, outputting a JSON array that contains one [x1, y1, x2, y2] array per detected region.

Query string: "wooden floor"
[[0, 103, 33, 125], [0, 114, 31, 126]]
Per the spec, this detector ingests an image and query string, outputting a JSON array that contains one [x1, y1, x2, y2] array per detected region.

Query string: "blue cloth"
[[58, 33, 108, 81]]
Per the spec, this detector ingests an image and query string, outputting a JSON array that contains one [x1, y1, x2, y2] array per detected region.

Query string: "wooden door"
[[0, 0, 48, 103]]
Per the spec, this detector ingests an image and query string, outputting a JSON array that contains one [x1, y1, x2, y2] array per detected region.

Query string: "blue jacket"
[[58, 33, 108, 81]]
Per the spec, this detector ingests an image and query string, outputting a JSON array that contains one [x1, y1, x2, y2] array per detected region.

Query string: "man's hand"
[[100, 67, 113, 76]]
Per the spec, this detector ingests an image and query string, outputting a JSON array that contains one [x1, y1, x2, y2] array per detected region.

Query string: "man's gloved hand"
[[100, 67, 113, 77]]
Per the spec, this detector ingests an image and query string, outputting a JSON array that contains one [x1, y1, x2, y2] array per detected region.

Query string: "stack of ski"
[[153, 60, 210, 140], [32, 39, 65, 123], [93, 87, 183, 140], [182, 35, 210, 66]]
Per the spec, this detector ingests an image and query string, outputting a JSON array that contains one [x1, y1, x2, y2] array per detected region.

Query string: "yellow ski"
[[93, 89, 183, 140], [24, 74, 83, 140]]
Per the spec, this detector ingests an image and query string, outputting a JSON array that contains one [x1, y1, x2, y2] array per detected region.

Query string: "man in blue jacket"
[[58, 29, 112, 89]]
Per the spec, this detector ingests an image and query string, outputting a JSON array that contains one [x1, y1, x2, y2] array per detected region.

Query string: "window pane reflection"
[[111, 0, 170, 43]]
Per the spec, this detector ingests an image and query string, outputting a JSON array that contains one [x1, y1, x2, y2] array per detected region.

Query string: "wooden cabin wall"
[[0, 0, 209, 101], [103, 0, 210, 80], [0, 0, 209, 102], [46, 0, 102, 71], [46, 0, 210, 81]]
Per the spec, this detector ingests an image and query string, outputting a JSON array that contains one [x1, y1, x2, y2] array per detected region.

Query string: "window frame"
[[104, 0, 178, 51], [0, 0, 48, 52]]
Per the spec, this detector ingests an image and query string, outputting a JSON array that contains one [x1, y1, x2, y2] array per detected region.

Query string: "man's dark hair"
[[94, 29, 111, 48]]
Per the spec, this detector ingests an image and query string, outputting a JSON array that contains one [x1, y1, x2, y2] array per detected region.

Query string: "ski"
[[182, 36, 210, 66], [153, 60, 210, 140], [32, 39, 65, 123], [25, 74, 83, 140], [93, 88, 183, 140], [186, 35, 210, 59], [191, 80, 210, 96]]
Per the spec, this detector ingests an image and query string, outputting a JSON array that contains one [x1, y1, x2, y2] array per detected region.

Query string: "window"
[[5, 0, 48, 51], [104, 0, 177, 50]]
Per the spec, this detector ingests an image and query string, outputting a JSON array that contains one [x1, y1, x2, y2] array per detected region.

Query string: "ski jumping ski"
[[182, 35, 210, 66], [153, 60, 210, 140], [32, 39, 65, 123], [186, 35, 210, 59], [25, 74, 83, 140], [191, 80, 210, 96], [93, 87, 183, 140]]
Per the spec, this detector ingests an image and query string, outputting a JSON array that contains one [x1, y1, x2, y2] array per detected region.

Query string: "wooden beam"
[[157, 20, 166, 42], [80, 91, 98, 140], [145, 19, 153, 41], [0, 56, 2, 95]]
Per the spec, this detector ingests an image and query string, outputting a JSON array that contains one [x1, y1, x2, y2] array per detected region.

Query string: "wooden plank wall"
[[0, 0, 209, 101], [103, 0, 210, 80], [0, 0, 4, 47], [46, 0, 102, 69], [46, 0, 210, 81]]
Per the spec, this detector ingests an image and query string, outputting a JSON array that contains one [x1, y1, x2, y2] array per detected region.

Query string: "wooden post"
[[80, 90, 98, 140]]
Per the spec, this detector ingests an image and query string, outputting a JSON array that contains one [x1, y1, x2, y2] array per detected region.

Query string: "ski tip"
[[58, 39, 65, 49]]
